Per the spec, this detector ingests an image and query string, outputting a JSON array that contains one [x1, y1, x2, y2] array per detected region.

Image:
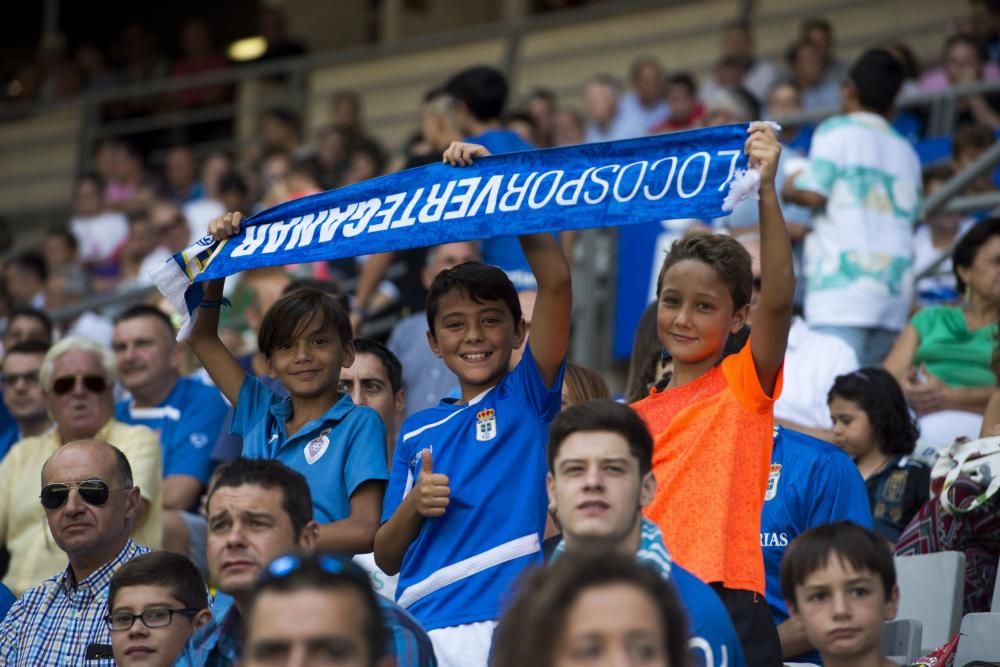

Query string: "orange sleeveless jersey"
[[631, 340, 781, 594]]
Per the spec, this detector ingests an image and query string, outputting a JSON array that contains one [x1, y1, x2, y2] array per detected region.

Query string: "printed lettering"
[[418, 181, 457, 223], [528, 170, 564, 209], [230, 224, 269, 257], [342, 199, 382, 237], [612, 161, 649, 203], [583, 164, 619, 205], [262, 220, 296, 254], [318, 203, 360, 243], [390, 188, 425, 229], [369, 192, 407, 232], [716, 149, 742, 191], [555, 167, 595, 206], [288, 210, 331, 249], [677, 151, 710, 199], [499, 172, 537, 212], [443, 177, 482, 220], [467, 175, 503, 216], [643, 156, 679, 200]]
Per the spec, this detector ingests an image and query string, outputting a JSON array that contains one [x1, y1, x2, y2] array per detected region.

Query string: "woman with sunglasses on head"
[[0, 336, 163, 597]]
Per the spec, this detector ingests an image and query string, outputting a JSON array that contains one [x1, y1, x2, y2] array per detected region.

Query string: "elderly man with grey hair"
[[0, 439, 151, 666], [0, 336, 162, 595]]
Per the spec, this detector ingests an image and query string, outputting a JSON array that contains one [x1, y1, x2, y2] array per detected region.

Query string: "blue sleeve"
[[382, 430, 415, 523], [809, 451, 873, 530], [342, 407, 390, 498], [164, 389, 229, 484], [0, 584, 14, 623], [672, 567, 747, 667], [507, 343, 566, 422], [230, 375, 278, 447]]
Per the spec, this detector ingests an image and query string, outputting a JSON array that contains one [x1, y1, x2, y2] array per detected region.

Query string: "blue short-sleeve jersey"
[[467, 129, 540, 291], [670, 564, 746, 667], [760, 427, 872, 664], [115, 376, 227, 489], [382, 344, 565, 630], [0, 398, 17, 464], [232, 375, 389, 525]]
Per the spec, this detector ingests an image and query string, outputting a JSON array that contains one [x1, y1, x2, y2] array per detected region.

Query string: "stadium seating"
[[954, 613, 1000, 665], [882, 618, 923, 665], [895, 551, 966, 654]]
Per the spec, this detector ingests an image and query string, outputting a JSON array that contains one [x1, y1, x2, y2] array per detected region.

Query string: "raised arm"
[[747, 123, 795, 397], [441, 141, 572, 387], [186, 212, 250, 406]]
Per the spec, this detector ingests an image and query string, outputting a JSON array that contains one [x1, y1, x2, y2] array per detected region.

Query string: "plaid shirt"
[[176, 591, 437, 667], [0, 539, 150, 666]]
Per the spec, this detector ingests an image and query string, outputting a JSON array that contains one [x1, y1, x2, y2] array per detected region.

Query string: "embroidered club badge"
[[476, 408, 497, 442], [304, 428, 332, 465], [765, 463, 782, 501]]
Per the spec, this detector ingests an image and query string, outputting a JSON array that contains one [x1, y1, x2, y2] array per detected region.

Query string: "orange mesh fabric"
[[631, 339, 781, 593]]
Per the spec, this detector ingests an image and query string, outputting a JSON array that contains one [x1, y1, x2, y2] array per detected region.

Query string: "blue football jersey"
[[382, 344, 564, 630], [760, 426, 872, 664]]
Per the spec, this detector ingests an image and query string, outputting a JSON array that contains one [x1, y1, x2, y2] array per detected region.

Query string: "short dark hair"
[[218, 171, 248, 196], [494, 552, 691, 667], [5, 338, 51, 357], [848, 49, 905, 116], [114, 304, 176, 340], [656, 231, 753, 311], [828, 367, 919, 456], [953, 218, 1000, 294], [943, 33, 985, 63], [208, 459, 313, 538], [952, 122, 995, 160], [353, 338, 403, 395], [781, 521, 896, 609], [922, 163, 954, 190], [112, 444, 134, 488], [109, 551, 208, 612], [444, 66, 509, 122], [629, 56, 663, 83], [282, 277, 350, 312], [800, 17, 833, 39], [250, 552, 385, 666], [548, 400, 654, 477], [258, 287, 353, 358], [668, 72, 697, 97], [5, 306, 53, 342], [426, 262, 522, 336], [10, 252, 47, 284]]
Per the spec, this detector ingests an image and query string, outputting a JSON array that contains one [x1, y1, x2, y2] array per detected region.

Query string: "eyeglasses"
[[105, 608, 201, 632], [51, 374, 107, 396], [1, 370, 40, 387], [39, 479, 126, 510]]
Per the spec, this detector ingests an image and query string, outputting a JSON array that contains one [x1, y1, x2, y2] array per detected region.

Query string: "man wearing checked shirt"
[[0, 439, 151, 666]]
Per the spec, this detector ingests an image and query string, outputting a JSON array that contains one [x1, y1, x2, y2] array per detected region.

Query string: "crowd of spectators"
[[1, 3, 1000, 666]]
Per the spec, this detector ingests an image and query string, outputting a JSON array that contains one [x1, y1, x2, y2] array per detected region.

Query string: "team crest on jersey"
[[764, 463, 782, 501], [304, 428, 332, 465], [475, 408, 497, 442]]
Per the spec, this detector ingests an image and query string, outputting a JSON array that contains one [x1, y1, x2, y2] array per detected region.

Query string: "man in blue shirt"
[[546, 399, 746, 667], [0, 307, 53, 461], [760, 426, 873, 664], [113, 305, 228, 563], [178, 458, 435, 667], [0, 340, 52, 462]]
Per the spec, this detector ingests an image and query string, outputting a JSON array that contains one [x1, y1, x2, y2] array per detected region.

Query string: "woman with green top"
[[884, 217, 1000, 453]]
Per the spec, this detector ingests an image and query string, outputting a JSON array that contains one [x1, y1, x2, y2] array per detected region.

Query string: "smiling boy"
[[374, 142, 571, 667]]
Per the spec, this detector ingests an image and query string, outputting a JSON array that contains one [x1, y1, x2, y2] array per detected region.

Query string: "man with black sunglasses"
[[0, 336, 163, 596], [0, 439, 151, 666]]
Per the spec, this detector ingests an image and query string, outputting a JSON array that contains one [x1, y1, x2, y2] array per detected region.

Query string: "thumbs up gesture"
[[413, 449, 450, 518]]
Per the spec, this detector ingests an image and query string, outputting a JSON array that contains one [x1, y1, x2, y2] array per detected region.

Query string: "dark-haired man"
[[178, 458, 435, 667], [0, 440, 150, 666], [0, 340, 52, 462], [545, 400, 746, 667], [784, 48, 921, 367], [339, 338, 405, 457]]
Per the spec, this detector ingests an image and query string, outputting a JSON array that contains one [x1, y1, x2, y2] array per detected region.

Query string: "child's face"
[[110, 585, 209, 667], [554, 582, 668, 667], [789, 556, 898, 663], [829, 397, 879, 459], [427, 290, 525, 399], [657, 260, 747, 369], [267, 316, 354, 401]]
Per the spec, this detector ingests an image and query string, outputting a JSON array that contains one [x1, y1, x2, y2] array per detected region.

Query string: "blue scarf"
[[152, 124, 764, 338]]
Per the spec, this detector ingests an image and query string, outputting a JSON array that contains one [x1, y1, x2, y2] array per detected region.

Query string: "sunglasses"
[[51, 374, 107, 396], [1, 370, 40, 387], [39, 479, 123, 510], [259, 552, 369, 587]]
